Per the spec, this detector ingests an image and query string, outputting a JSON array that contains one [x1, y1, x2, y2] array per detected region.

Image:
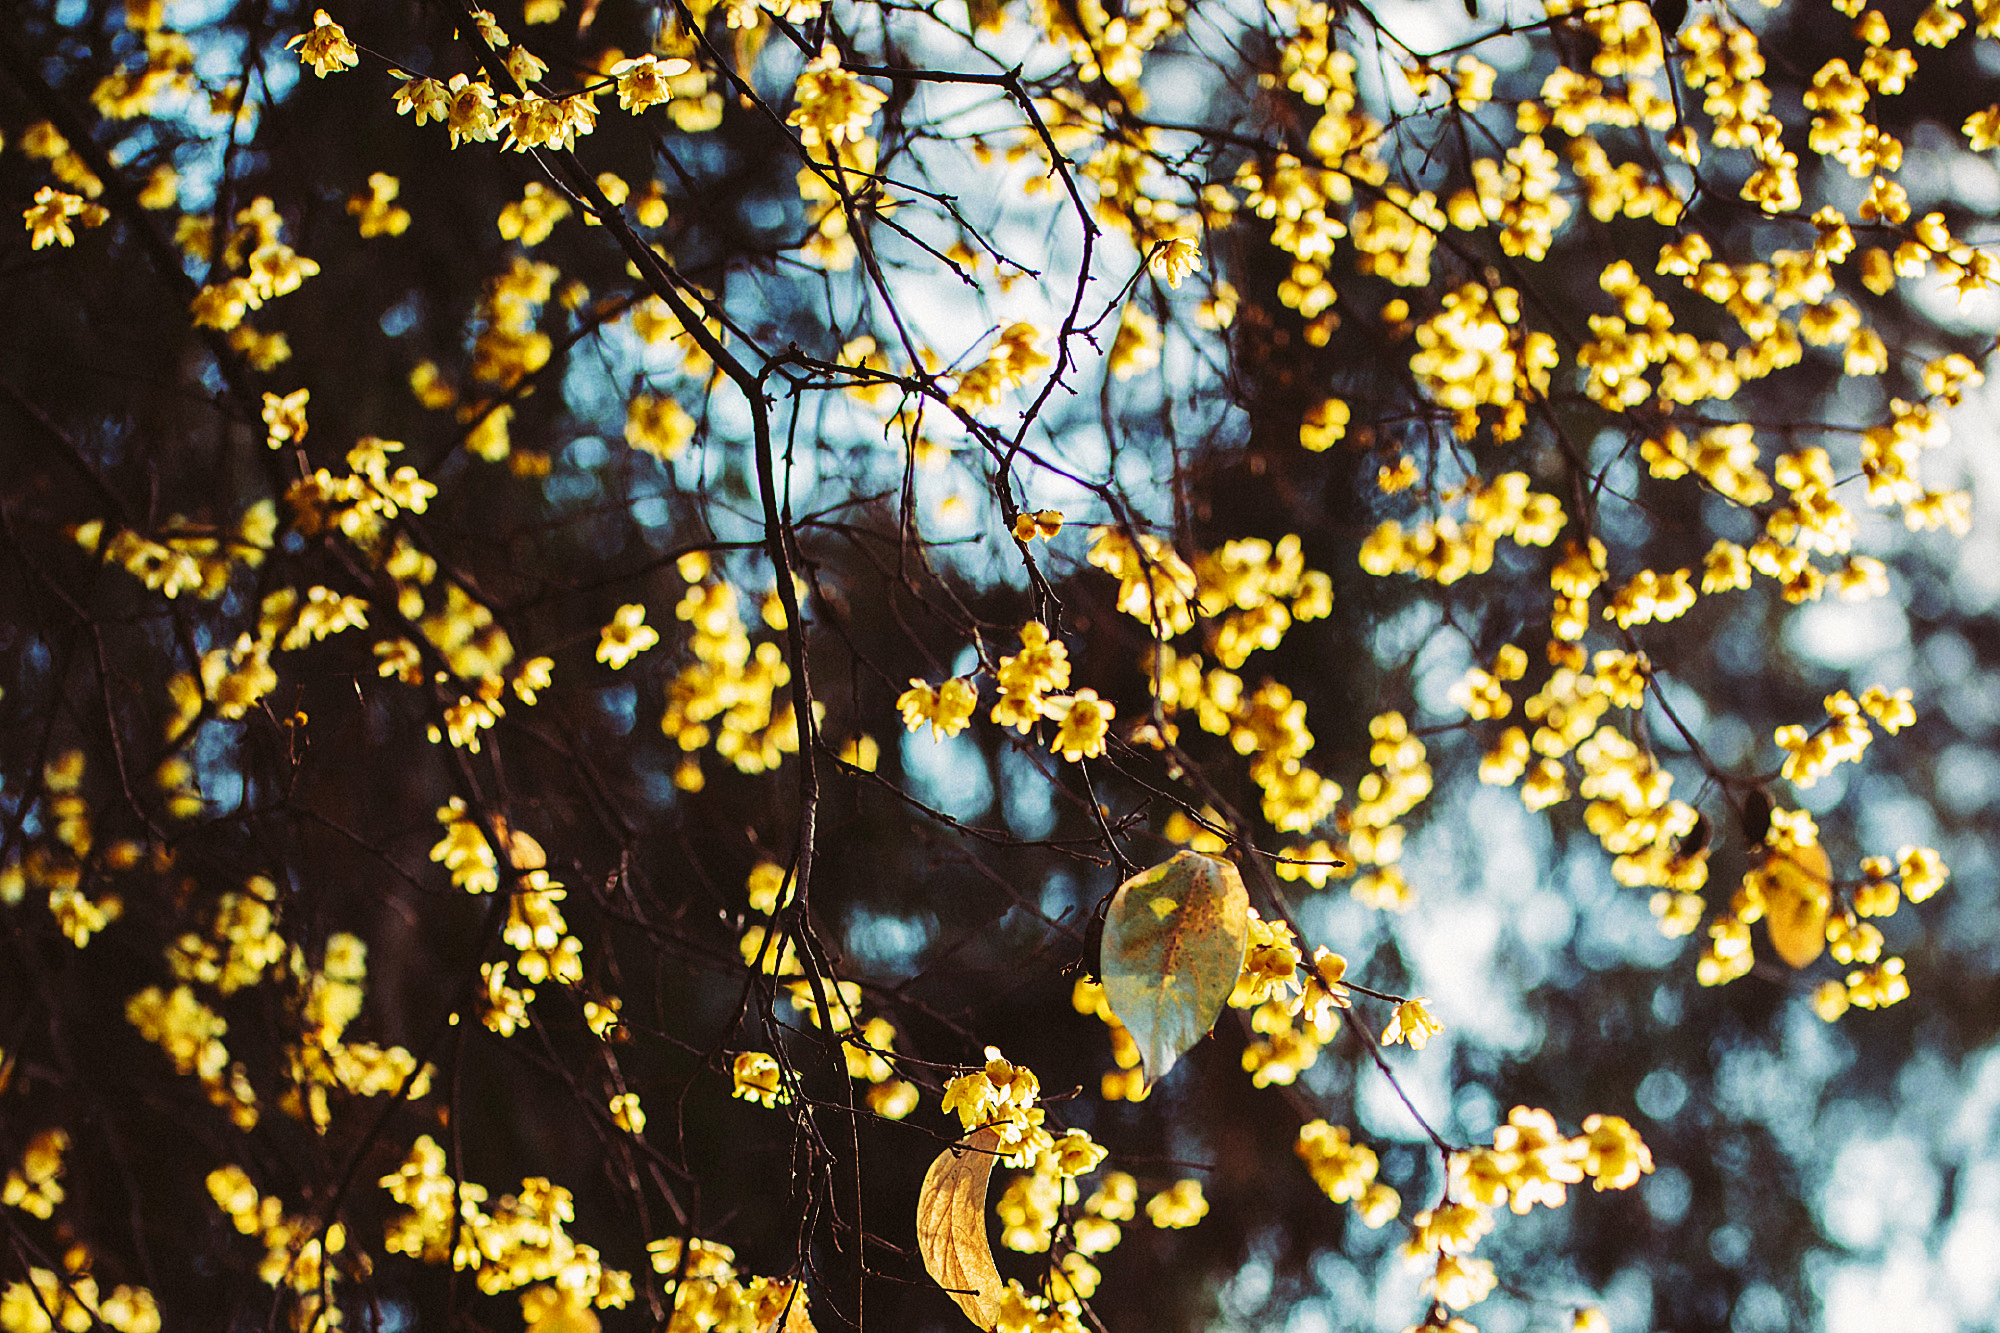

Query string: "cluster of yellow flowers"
[[283, 429, 557, 760], [2, 1071, 160, 1333], [73, 500, 276, 603], [1577, 724, 1705, 894], [1089, 530, 1343, 828], [1343, 713, 1435, 909], [1448, 645, 1531, 723], [731, 860, 921, 1118], [811, 986, 921, 1118], [1358, 472, 1566, 586], [347, 171, 410, 238], [945, 1044, 1203, 1314], [288, 436, 437, 552], [1086, 526, 1199, 635], [284, 933, 434, 1131], [900, 620, 1116, 765], [0, 751, 138, 948], [660, 553, 803, 787], [0, 1256, 159, 1333], [982, 1278, 1090, 1333], [993, 1132, 1117, 1300], [1235, 2, 1394, 334], [180, 582, 367, 729], [379, 1137, 634, 1327], [1580, 260, 1735, 411], [597, 602, 660, 670], [165, 875, 284, 996], [1030, 0, 1181, 97], [629, 279, 725, 381], [496, 179, 569, 248], [950, 324, 1054, 411], [1296, 1121, 1400, 1228], [130, 877, 428, 1137], [14, 120, 104, 206], [427, 802, 589, 1035], [125, 977, 255, 1127], [1239, 942, 1352, 1088], [1384, 1106, 1653, 1318], [1317, 0, 1976, 1034], [21, 186, 108, 250], [1290, 1053, 1648, 1314], [942, 1047, 1057, 1168], [1686, 802, 1947, 1020], [86, 0, 200, 119], [1194, 537, 1335, 668], [288, 0, 727, 291], [469, 255, 559, 418], [1775, 686, 1913, 787], [188, 196, 320, 335], [642, 1236, 811, 1333], [2, 1130, 69, 1221], [787, 44, 887, 271], [207, 1165, 357, 1330], [1407, 285, 1561, 442], [1005, 82, 1204, 281], [626, 390, 698, 460], [730, 1049, 789, 1108], [1071, 977, 1152, 1101]]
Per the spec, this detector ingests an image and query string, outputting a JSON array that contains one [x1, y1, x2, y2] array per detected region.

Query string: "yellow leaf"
[[916, 1126, 1005, 1329], [1764, 841, 1831, 969], [1101, 851, 1249, 1087]]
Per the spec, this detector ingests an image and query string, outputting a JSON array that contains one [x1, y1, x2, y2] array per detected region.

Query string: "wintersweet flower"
[[597, 604, 659, 669], [288, 10, 358, 77], [1381, 998, 1443, 1049]]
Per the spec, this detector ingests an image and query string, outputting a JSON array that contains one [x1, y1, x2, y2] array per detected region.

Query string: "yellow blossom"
[[288, 9, 358, 77], [1144, 1179, 1208, 1228], [898, 676, 978, 740], [597, 604, 659, 669], [1048, 689, 1114, 761], [1149, 236, 1201, 289], [1300, 397, 1350, 451], [23, 187, 108, 249], [788, 45, 885, 151], [261, 388, 309, 449], [731, 1051, 789, 1107], [1382, 998, 1442, 1049], [608, 1092, 646, 1134], [612, 54, 689, 113], [392, 72, 448, 124]]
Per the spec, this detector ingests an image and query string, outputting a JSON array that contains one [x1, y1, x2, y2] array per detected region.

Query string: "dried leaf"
[[1100, 851, 1249, 1087], [916, 1126, 1005, 1329], [1765, 841, 1831, 969]]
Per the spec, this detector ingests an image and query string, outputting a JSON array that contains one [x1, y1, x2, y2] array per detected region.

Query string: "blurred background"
[[2, 0, 1999, 1330]]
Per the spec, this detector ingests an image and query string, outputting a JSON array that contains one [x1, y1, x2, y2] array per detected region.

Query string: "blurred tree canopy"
[[5, 0, 2000, 1331]]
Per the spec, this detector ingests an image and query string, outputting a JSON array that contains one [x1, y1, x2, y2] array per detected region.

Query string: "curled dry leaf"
[[1100, 850, 1250, 1088], [916, 1126, 1005, 1329], [1764, 840, 1831, 969]]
